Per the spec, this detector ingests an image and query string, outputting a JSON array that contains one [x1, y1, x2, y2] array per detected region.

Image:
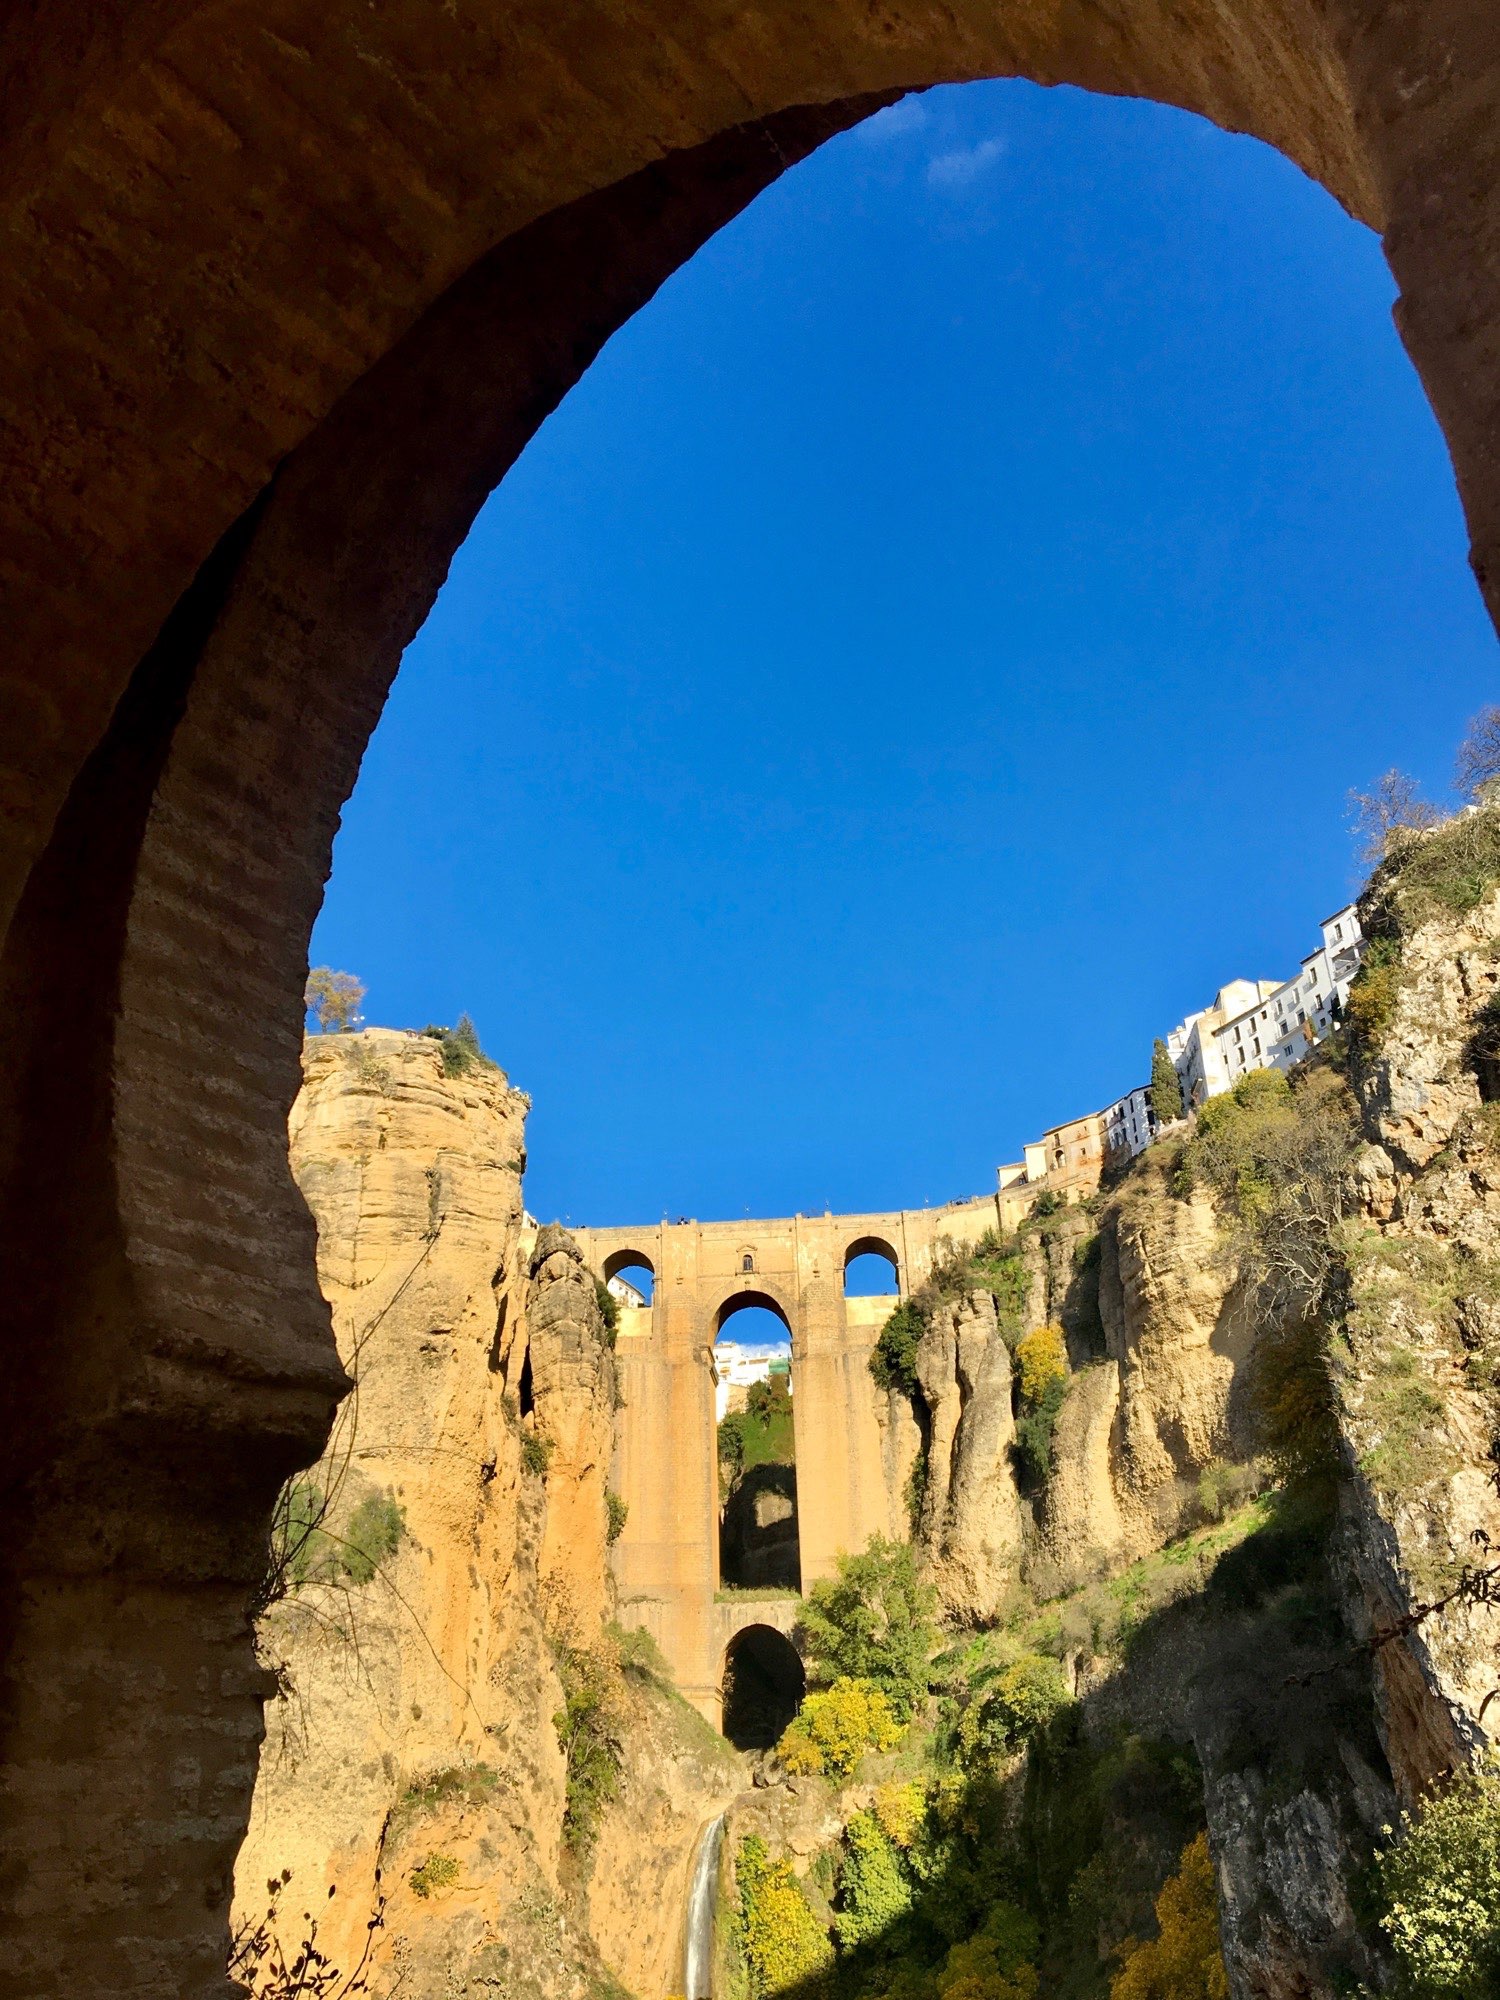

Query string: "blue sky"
[[312, 78, 1497, 1229]]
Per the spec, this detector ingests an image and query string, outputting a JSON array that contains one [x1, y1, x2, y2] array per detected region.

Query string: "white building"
[[606, 1272, 648, 1309], [1104, 1085, 1158, 1161], [713, 1342, 792, 1423], [1210, 904, 1365, 1085], [1167, 977, 1282, 1109]]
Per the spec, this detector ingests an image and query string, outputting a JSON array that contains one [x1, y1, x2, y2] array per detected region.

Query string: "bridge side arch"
[[843, 1232, 902, 1294], [602, 1245, 656, 1284]]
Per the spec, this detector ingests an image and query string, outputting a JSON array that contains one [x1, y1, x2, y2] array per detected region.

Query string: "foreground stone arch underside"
[[0, 2, 1496, 1989]]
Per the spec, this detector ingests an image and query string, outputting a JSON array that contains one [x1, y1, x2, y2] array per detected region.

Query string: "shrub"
[[797, 1537, 938, 1718], [409, 1852, 460, 1899], [835, 1810, 914, 1948], [871, 1300, 925, 1395], [873, 1781, 927, 1851], [594, 1278, 620, 1346], [389, 1764, 498, 1846], [778, 1678, 904, 1780], [605, 1490, 628, 1544], [520, 1429, 554, 1477], [1192, 1460, 1260, 1525], [1110, 1832, 1228, 2000], [905, 1450, 929, 1536], [551, 1642, 624, 1853], [1016, 1323, 1067, 1405], [735, 1835, 835, 1997], [422, 1012, 496, 1077], [1013, 1324, 1070, 1489], [959, 1655, 1071, 1765], [1376, 1763, 1500, 1997], [1388, 798, 1500, 922], [1345, 935, 1403, 1069], [339, 1491, 406, 1585], [284, 1481, 405, 1590], [1250, 1308, 1342, 1488], [1150, 1039, 1183, 1125]]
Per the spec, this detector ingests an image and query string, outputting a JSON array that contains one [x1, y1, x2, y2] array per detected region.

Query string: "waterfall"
[[683, 1813, 726, 2000]]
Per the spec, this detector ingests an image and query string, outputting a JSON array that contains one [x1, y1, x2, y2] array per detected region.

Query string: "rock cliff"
[[234, 1030, 734, 1997], [911, 1289, 1024, 1622], [1335, 855, 1500, 1803]]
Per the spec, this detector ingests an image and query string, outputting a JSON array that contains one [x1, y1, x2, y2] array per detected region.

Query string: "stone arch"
[[721, 1622, 806, 1750], [0, 2, 1497, 1981], [714, 1287, 796, 1341], [844, 1233, 902, 1295], [603, 1246, 656, 1284]]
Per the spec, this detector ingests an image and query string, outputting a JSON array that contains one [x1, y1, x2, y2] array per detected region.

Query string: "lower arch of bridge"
[[1, 0, 1497, 1980], [722, 1625, 807, 1751]]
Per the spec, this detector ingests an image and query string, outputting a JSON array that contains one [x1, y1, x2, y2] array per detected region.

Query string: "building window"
[[741, 1253, 754, 1273]]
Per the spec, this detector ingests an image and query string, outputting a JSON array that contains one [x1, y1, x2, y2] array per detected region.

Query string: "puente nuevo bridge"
[[574, 1191, 1032, 1722]]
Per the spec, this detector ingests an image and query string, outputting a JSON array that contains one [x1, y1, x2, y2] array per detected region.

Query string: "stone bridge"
[[574, 1195, 1010, 1721]]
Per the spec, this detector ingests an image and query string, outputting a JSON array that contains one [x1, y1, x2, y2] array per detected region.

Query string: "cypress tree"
[[1150, 1037, 1183, 1124]]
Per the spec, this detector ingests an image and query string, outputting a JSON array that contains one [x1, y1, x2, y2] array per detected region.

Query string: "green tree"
[[1149, 1039, 1183, 1125], [304, 966, 365, 1033], [835, 1810, 914, 1948], [796, 1536, 938, 1719], [1376, 1763, 1500, 1998], [870, 1300, 925, 1395], [959, 1654, 1071, 1764]]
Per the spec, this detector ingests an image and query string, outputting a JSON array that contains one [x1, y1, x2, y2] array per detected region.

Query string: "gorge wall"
[[234, 1031, 737, 1998]]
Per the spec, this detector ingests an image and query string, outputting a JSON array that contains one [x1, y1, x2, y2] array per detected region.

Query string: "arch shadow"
[[721, 1624, 806, 1750]]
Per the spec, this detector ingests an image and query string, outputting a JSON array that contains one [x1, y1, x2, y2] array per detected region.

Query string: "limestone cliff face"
[[233, 1031, 728, 1997], [913, 1289, 1024, 1622], [902, 1189, 1254, 1618], [527, 1222, 618, 1630], [1336, 879, 1500, 1800], [1032, 1180, 1248, 1594]]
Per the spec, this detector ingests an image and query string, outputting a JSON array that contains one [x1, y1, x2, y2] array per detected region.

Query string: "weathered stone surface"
[[1335, 882, 1500, 1799], [235, 1033, 730, 1995], [914, 1289, 1025, 1622]]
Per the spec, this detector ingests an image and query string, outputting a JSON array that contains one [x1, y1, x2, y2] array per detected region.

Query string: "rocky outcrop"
[[1027, 1177, 1252, 1593], [913, 1289, 1024, 1621], [526, 1223, 618, 1629], [1335, 873, 1500, 1801], [234, 1031, 730, 1996]]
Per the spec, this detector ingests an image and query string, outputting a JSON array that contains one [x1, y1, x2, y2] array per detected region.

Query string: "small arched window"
[[742, 1252, 755, 1273]]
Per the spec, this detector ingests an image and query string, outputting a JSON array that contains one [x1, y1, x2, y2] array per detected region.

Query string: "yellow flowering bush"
[[1015, 1323, 1068, 1406], [735, 1835, 835, 1997], [873, 1780, 927, 1851], [777, 1678, 903, 1780]]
